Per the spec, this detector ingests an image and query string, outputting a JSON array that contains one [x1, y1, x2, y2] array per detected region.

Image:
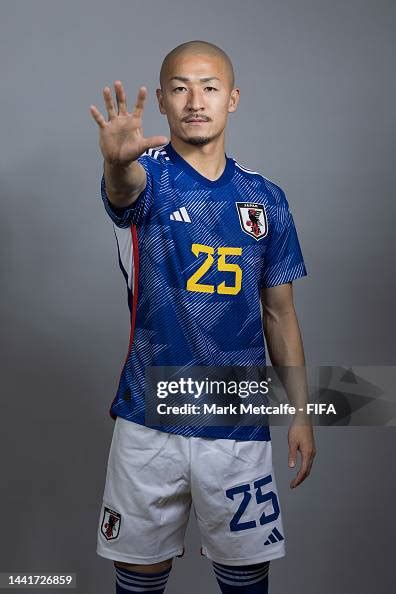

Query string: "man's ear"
[[156, 88, 166, 114], [228, 87, 240, 113]]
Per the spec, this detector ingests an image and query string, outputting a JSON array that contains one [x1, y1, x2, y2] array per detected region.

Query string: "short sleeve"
[[261, 187, 307, 288], [100, 156, 155, 228]]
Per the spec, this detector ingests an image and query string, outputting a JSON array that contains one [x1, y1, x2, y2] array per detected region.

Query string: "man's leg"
[[191, 437, 284, 593], [96, 419, 191, 592], [211, 560, 270, 594], [113, 559, 173, 593]]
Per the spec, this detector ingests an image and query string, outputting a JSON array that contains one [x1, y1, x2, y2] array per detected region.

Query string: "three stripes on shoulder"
[[143, 146, 170, 160]]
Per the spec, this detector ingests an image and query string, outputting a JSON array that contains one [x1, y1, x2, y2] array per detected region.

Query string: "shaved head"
[[160, 40, 235, 91], [156, 40, 240, 149]]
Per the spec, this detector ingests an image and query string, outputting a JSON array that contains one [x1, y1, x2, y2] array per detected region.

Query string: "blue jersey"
[[100, 142, 307, 440]]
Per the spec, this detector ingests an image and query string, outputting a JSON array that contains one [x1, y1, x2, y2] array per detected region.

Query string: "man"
[[91, 40, 316, 594]]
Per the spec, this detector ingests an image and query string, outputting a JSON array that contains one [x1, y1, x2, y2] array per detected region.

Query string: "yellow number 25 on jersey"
[[186, 243, 242, 295]]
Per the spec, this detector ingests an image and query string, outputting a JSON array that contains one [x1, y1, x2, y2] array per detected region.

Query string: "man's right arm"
[[90, 80, 167, 210], [103, 159, 147, 209]]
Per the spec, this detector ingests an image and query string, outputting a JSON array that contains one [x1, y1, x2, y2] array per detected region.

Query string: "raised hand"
[[90, 81, 168, 167]]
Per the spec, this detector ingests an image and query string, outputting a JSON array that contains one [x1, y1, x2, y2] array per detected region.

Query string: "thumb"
[[288, 442, 297, 468], [143, 135, 169, 151]]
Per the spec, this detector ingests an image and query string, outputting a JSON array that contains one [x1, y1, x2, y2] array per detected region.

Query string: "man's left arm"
[[261, 281, 316, 489]]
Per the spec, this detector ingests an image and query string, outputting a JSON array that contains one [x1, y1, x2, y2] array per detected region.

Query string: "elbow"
[[262, 303, 296, 325]]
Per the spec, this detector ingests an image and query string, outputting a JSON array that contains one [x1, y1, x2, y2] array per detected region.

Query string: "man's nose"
[[186, 88, 205, 111]]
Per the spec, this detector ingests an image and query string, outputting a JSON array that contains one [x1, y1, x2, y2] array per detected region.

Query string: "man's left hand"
[[287, 420, 316, 489]]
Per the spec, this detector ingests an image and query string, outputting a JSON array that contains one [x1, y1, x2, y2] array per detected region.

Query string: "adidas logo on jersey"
[[264, 527, 284, 545], [170, 207, 191, 223]]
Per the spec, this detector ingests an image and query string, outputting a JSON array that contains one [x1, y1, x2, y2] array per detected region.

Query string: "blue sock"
[[212, 561, 270, 593], [115, 564, 171, 593]]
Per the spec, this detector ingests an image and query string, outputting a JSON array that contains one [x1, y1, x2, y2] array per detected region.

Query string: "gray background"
[[1, 0, 395, 592]]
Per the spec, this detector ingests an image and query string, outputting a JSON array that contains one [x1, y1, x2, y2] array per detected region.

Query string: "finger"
[[290, 449, 312, 488], [290, 466, 307, 489], [290, 471, 305, 489], [295, 465, 311, 486], [103, 86, 117, 120], [288, 443, 298, 468], [133, 86, 148, 119], [89, 105, 107, 129], [114, 80, 128, 115], [143, 135, 169, 151], [306, 450, 316, 475]]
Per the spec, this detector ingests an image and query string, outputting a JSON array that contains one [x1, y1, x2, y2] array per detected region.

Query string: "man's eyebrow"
[[169, 76, 221, 83]]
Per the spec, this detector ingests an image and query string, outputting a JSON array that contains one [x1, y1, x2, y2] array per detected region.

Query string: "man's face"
[[156, 53, 239, 146]]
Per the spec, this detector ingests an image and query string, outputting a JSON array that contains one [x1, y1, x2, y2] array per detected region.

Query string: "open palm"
[[90, 81, 167, 166]]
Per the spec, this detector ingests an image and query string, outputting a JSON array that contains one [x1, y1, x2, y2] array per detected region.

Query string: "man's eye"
[[205, 86, 217, 91], [173, 87, 187, 92]]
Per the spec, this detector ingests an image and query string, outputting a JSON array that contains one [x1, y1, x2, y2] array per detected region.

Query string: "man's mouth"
[[184, 117, 209, 123]]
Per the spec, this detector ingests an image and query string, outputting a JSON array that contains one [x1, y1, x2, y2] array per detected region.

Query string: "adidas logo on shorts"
[[264, 527, 284, 545]]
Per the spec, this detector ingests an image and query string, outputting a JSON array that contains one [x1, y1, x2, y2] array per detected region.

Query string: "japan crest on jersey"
[[101, 506, 121, 540], [236, 202, 268, 240]]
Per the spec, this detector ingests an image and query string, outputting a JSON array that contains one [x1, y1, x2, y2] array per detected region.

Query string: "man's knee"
[[114, 558, 173, 574]]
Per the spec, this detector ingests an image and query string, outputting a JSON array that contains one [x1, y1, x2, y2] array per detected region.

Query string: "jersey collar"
[[164, 142, 235, 188]]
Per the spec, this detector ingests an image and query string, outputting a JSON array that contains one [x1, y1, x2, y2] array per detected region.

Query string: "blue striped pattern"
[[100, 143, 307, 440], [212, 560, 269, 590], [115, 564, 171, 593]]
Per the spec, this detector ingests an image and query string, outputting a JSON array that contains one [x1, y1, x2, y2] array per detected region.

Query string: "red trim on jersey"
[[128, 224, 140, 356], [108, 224, 140, 421]]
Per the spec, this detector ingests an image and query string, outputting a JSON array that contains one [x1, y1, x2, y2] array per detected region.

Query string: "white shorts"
[[96, 417, 286, 566]]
